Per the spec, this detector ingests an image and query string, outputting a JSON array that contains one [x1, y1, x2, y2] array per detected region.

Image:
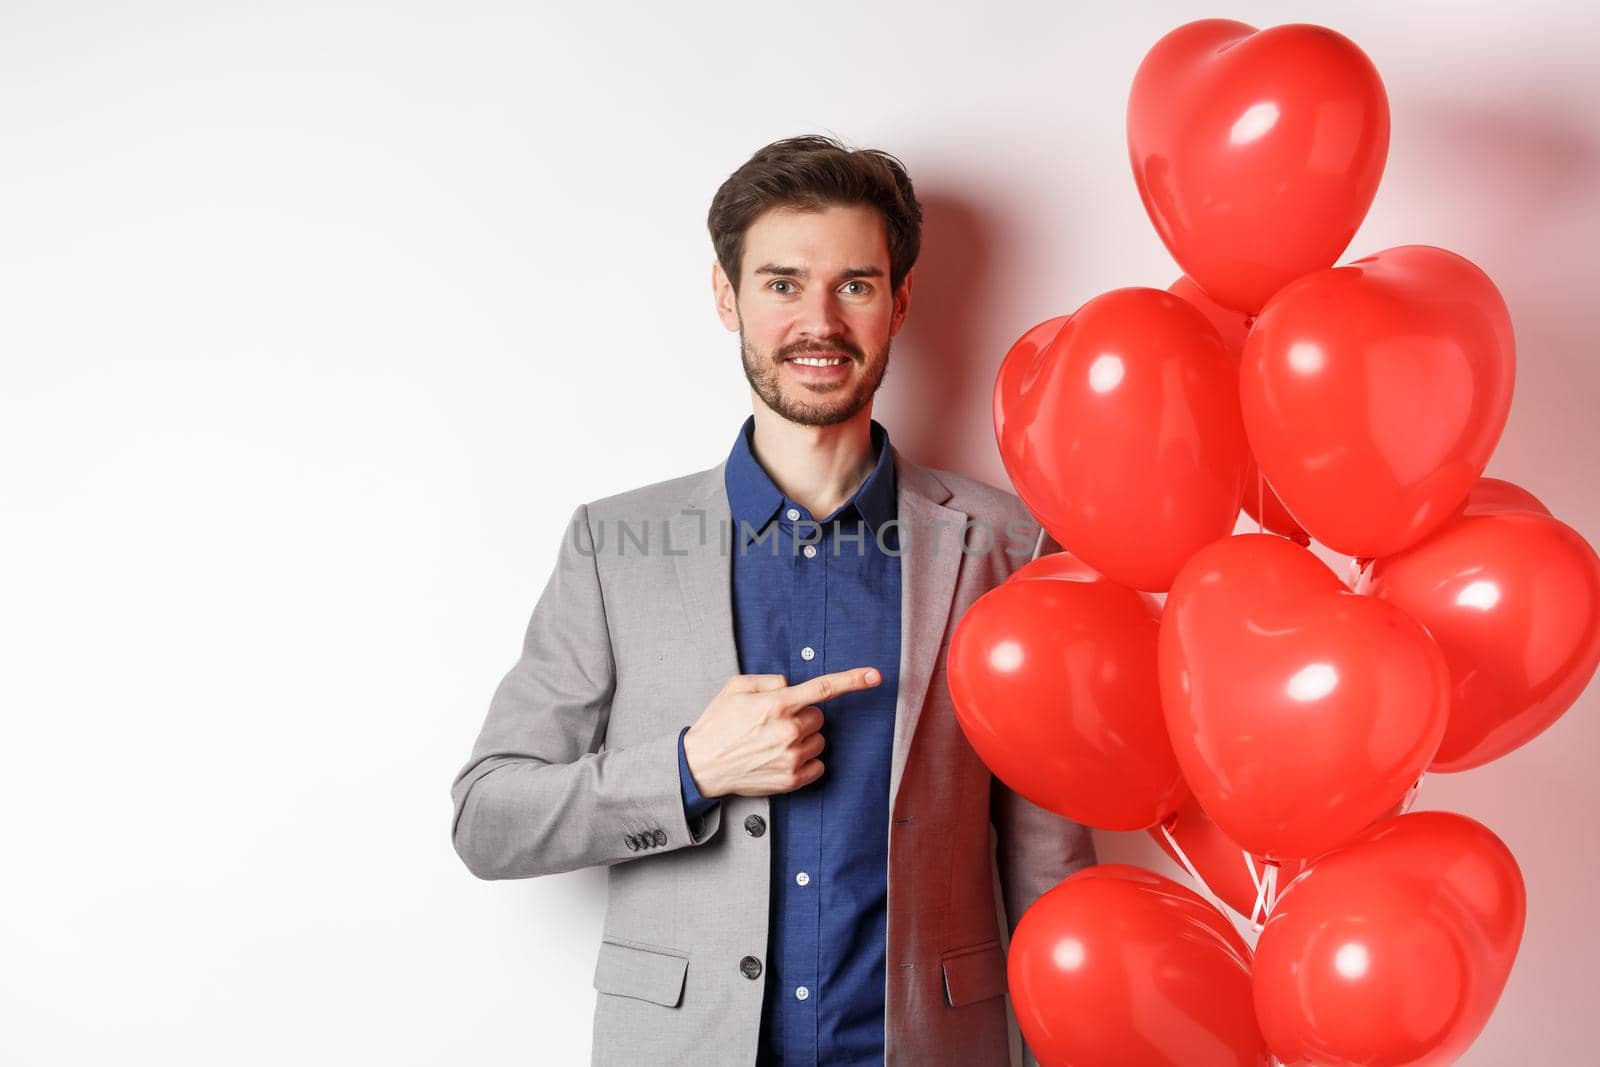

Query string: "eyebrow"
[[752, 264, 886, 281]]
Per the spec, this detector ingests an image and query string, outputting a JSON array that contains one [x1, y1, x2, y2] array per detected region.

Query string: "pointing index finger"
[[783, 667, 881, 709]]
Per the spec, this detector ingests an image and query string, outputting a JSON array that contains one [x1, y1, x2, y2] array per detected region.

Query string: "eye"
[[768, 279, 796, 295], [841, 280, 871, 295]]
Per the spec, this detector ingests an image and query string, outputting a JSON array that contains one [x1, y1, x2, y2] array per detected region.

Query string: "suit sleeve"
[[449, 502, 723, 880], [990, 776, 1098, 942]]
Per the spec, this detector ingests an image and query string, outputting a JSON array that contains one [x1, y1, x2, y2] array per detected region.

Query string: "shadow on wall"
[[876, 190, 1009, 485], [1390, 93, 1600, 1060], [1394, 96, 1599, 258], [1391, 98, 1600, 531]]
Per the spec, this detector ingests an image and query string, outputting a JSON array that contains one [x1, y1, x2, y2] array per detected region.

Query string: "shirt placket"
[[781, 503, 826, 1065]]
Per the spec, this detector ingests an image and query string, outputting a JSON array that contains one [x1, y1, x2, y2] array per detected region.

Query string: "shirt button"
[[785, 507, 800, 521], [803, 544, 817, 558], [795, 986, 810, 1001], [800, 646, 815, 661], [795, 871, 810, 886]]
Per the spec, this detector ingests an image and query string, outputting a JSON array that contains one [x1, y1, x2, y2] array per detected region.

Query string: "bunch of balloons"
[[957, 18, 1600, 1067]]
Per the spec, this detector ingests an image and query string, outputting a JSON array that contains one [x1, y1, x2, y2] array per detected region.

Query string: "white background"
[[3, 2, 1596, 1063]]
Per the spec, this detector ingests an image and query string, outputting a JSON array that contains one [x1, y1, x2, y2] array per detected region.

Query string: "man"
[[450, 135, 1097, 1066]]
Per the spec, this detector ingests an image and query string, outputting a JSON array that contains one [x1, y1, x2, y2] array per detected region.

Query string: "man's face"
[[714, 202, 911, 427]]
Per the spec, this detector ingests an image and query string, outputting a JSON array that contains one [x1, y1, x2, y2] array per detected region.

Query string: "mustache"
[[779, 341, 862, 361]]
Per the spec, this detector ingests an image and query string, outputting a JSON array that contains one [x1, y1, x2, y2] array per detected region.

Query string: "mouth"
[[784, 354, 853, 381], [784, 351, 857, 369], [785, 353, 853, 366]]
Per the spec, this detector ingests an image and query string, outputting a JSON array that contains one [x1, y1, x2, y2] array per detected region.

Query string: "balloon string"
[[1156, 819, 1239, 923], [1244, 852, 1280, 933], [1401, 773, 1425, 814], [1255, 469, 1265, 535], [1157, 819, 1207, 888], [1245, 851, 1267, 928]]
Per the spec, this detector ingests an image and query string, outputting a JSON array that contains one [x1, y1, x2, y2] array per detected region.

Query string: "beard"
[[739, 324, 892, 428]]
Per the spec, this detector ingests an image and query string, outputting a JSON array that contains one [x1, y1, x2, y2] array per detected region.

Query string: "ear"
[[712, 261, 741, 332], [888, 267, 914, 337]]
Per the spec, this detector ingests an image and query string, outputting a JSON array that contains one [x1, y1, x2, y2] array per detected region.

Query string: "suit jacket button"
[[625, 834, 639, 850], [740, 955, 762, 979], [744, 815, 766, 837], [652, 828, 666, 846]]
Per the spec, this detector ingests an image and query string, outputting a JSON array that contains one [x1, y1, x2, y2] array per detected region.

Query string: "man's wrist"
[[681, 724, 720, 799], [678, 725, 722, 826]]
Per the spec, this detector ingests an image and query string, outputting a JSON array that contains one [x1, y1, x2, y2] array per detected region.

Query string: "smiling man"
[[449, 135, 1097, 1066]]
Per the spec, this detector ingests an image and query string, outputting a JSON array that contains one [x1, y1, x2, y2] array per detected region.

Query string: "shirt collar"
[[723, 414, 898, 544]]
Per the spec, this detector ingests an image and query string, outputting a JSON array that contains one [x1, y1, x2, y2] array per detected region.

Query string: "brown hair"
[[707, 134, 923, 295]]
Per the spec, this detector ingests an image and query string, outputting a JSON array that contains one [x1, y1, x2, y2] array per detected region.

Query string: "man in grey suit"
[[450, 135, 1097, 1065]]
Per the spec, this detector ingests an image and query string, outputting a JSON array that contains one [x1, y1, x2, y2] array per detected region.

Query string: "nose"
[[794, 287, 847, 342]]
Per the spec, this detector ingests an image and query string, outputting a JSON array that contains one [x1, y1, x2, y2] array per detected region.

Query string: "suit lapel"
[[671, 463, 742, 691], [889, 451, 966, 818]]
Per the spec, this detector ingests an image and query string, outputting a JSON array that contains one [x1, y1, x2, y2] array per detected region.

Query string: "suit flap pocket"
[[592, 939, 689, 1008], [940, 938, 1007, 1008]]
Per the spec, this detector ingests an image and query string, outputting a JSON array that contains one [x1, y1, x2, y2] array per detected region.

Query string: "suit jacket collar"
[[723, 415, 900, 543]]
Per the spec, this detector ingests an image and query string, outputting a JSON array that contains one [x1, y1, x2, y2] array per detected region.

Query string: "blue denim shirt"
[[676, 414, 902, 1065]]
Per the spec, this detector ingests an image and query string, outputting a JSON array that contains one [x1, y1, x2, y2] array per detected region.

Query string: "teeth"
[[792, 357, 847, 366]]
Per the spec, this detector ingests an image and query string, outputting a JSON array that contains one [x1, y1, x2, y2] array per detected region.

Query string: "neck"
[[748, 399, 878, 519]]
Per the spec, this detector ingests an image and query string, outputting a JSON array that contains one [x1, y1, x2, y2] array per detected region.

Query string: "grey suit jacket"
[[449, 443, 1098, 1065]]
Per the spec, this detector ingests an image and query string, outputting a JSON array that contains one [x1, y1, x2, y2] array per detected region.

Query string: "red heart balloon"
[[1354, 491, 1600, 772], [1462, 475, 1550, 518], [1345, 477, 1551, 587], [1168, 275, 1304, 540], [1160, 534, 1448, 859], [1254, 812, 1526, 1067], [992, 314, 1068, 450], [1009, 864, 1271, 1067], [1240, 245, 1516, 558], [1129, 20, 1390, 313], [993, 289, 1250, 592], [948, 551, 1186, 830]]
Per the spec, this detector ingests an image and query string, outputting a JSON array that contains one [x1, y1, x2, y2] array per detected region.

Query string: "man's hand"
[[681, 668, 881, 799]]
